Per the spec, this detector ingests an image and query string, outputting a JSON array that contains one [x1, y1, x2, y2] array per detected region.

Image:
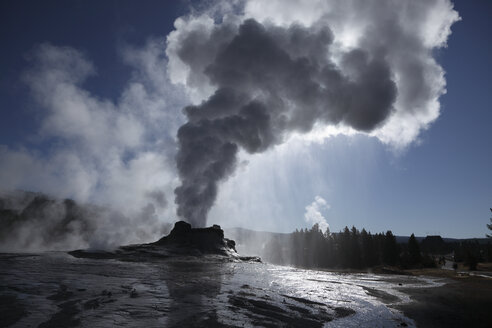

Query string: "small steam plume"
[[173, 18, 397, 227], [304, 196, 330, 233]]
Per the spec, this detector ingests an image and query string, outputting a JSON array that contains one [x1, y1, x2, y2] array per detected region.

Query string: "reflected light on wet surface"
[[0, 253, 445, 327]]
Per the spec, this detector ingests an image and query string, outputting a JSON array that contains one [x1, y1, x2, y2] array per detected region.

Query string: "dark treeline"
[[264, 224, 492, 270], [454, 240, 492, 270]]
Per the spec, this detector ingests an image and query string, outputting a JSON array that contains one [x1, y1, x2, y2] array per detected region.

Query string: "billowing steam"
[[168, 0, 460, 227], [0, 0, 460, 250], [0, 190, 173, 252], [0, 40, 186, 250]]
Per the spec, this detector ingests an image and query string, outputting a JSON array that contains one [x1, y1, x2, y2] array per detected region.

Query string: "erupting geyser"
[[169, 0, 459, 228], [173, 19, 397, 227]]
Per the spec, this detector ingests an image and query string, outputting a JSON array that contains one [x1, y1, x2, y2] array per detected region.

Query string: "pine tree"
[[383, 231, 399, 265], [487, 208, 492, 238], [361, 229, 377, 267], [350, 226, 362, 268], [324, 229, 335, 267], [408, 233, 421, 265], [340, 226, 351, 267]]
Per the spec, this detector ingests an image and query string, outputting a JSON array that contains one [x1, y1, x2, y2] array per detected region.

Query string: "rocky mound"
[[153, 221, 237, 252], [69, 221, 260, 262]]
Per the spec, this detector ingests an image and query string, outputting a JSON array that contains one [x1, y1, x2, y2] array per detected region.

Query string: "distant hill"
[[394, 235, 490, 245]]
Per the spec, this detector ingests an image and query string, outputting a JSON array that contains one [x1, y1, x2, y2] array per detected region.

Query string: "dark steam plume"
[[174, 19, 396, 227]]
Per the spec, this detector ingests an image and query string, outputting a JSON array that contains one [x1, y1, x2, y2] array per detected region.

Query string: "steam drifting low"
[[168, 0, 460, 227]]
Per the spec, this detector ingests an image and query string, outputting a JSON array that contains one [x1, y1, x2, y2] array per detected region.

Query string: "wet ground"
[[0, 252, 445, 327]]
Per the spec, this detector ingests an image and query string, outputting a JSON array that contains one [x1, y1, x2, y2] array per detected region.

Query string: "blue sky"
[[1, 0, 491, 239]]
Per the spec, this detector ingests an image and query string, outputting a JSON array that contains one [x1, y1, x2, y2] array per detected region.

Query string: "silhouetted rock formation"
[[153, 221, 236, 252], [69, 221, 259, 262]]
